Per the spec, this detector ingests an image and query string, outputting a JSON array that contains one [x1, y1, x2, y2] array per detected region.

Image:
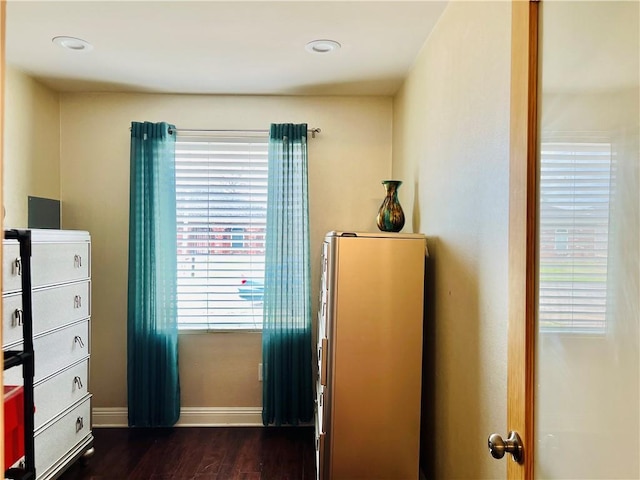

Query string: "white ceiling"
[[6, 1, 448, 96]]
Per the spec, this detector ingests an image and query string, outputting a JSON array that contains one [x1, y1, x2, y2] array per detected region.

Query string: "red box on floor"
[[4, 385, 24, 468]]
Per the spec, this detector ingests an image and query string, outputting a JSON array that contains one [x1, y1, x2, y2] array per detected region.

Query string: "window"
[[175, 133, 268, 331], [538, 138, 613, 334]]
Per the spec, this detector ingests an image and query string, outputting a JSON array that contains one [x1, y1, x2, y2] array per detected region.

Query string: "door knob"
[[488, 431, 523, 463]]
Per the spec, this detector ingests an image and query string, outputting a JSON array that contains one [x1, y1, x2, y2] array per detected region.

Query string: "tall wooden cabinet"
[[3, 229, 93, 479], [316, 231, 427, 480]]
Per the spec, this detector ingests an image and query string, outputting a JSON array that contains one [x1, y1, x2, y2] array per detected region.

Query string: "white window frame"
[[175, 132, 268, 332]]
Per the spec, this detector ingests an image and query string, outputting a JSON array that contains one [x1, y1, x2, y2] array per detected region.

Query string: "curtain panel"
[[262, 123, 314, 426], [127, 121, 181, 427]]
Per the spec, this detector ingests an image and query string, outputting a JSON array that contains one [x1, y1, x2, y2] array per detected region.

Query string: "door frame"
[[0, 0, 5, 474], [0, 0, 6, 474], [508, 0, 539, 478]]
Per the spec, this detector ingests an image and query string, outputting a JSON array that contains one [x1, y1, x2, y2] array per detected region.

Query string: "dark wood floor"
[[58, 426, 316, 480]]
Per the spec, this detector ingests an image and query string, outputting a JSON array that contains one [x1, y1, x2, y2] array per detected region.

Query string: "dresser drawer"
[[34, 321, 89, 383], [34, 361, 89, 430], [3, 241, 90, 292], [3, 241, 21, 293], [316, 431, 325, 480], [319, 338, 328, 386], [3, 293, 25, 347], [33, 282, 90, 335], [32, 242, 90, 288], [316, 384, 326, 435], [3, 282, 90, 348], [35, 396, 91, 478], [5, 321, 90, 385]]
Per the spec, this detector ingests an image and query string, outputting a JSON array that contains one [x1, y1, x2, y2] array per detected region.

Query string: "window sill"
[[178, 327, 262, 334]]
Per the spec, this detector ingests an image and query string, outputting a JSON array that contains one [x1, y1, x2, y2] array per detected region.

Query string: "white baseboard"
[[92, 406, 263, 427], [92, 407, 128, 427]]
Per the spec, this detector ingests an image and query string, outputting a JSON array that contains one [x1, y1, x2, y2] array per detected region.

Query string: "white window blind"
[[538, 139, 613, 334], [175, 133, 268, 330]]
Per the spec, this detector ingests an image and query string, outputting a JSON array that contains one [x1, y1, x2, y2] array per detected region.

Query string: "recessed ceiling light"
[[52, 36, 93, 52], [305, 39, 341, 54]]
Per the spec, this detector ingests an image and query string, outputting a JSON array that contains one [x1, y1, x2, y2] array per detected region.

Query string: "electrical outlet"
[[258, 363, 263, 381]]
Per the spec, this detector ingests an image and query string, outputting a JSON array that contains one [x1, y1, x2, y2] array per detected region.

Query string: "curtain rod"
[[168, 127, 321, 138]]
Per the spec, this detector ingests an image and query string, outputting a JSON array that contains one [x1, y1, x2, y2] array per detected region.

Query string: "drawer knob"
[[74, 254, 83, 268], [76, 416, 84, 432], [12, 308, 23, 327], [73, 376, 84, 389], [74, 336, 85, 348], [74, 295, 82, 308]]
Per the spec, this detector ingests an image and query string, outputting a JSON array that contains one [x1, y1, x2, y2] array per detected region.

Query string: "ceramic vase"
[[376, 180, 405, 232]]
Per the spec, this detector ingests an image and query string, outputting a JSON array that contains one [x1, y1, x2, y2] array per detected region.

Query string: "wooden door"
[[506, 1, 538, 478], [503, 1, 640, 478]]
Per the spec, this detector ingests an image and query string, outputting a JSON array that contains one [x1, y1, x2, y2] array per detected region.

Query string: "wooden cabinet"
[[316, 231, 426, 480], [3, 229, 93, 479]]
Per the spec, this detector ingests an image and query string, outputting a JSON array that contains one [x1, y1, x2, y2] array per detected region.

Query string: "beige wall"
[[3, 65, 60, 227], [393, 2, 511, 478], [58, 93, 393, 409]]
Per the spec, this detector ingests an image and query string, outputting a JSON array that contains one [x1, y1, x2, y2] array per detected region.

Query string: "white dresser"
[[3, 229, 93, 479]]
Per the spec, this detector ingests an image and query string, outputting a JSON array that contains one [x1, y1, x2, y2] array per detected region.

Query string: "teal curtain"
[[262, 123, 314, 426], [127, 121, 180, 427]]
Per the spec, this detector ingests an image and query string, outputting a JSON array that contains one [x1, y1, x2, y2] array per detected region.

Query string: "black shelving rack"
[[3, 229, 36, 480]]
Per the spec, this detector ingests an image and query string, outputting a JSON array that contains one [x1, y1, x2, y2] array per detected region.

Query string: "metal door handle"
[[488, 431, 523, 463]]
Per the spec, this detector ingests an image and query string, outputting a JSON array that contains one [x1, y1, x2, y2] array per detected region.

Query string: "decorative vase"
[[376, 180, 405, 232]]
